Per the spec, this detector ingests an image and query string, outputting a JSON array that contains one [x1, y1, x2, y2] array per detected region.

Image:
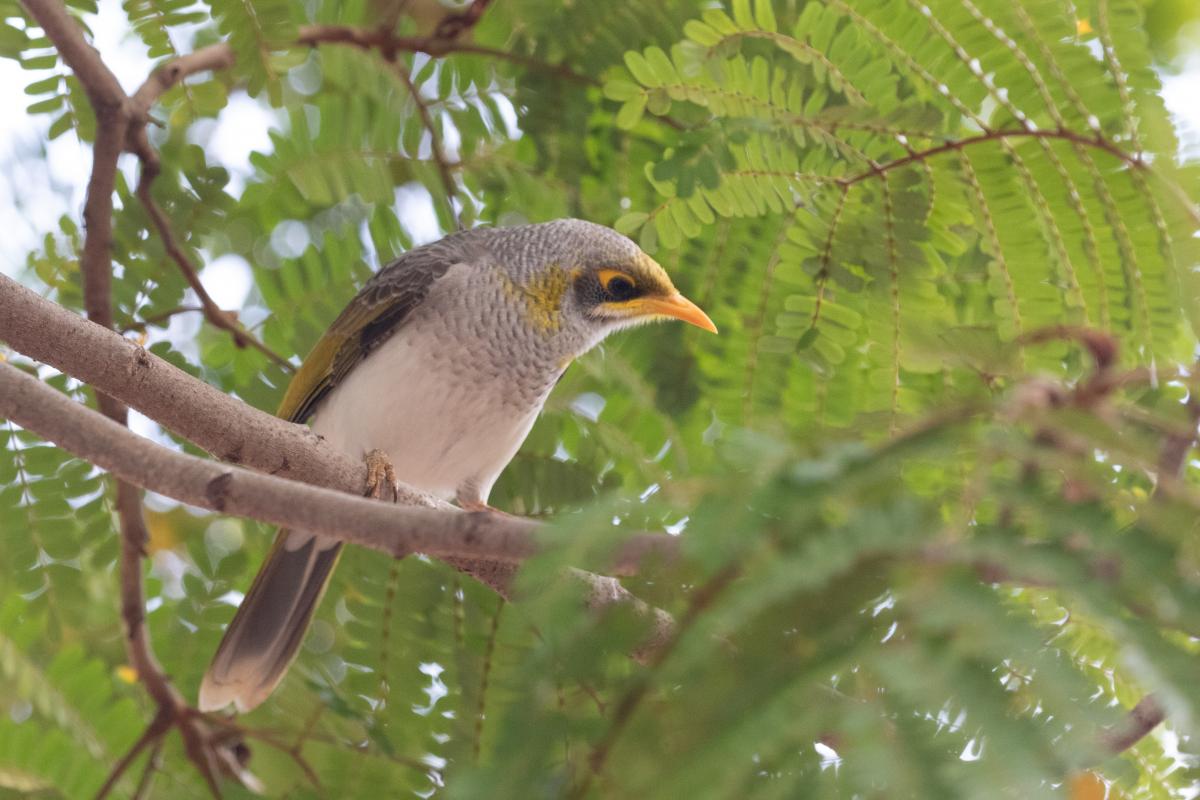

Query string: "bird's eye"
[[606, 276, 636, 300], [598, 269, 639, 302]]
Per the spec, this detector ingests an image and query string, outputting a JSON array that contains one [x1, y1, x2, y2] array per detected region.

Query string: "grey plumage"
[[198, 219, 710, 713], [279, 219, 647, 425], [201, 535, 341, 712]]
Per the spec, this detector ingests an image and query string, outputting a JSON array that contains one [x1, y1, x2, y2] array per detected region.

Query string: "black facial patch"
[[573, 272, 606, 308], [573, 269, 646, 313], [604, 275, 638, 302]]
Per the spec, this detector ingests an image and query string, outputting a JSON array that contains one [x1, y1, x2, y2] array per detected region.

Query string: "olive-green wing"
[[276, 243, 464, 423]]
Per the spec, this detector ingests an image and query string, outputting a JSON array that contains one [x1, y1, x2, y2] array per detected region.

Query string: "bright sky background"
[[0, 0, 438, 307]]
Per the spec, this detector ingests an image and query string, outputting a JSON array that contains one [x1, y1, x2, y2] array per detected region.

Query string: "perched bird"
[[198, 219, 716, 712]]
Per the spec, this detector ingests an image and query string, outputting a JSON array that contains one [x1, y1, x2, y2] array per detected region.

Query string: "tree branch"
[[0, 360, 678, 573], [0, 359, 529, 559], [0, 278, 682, 582], [294, 24, 596, 84], [20, 4, 277, 792], [1, 271, 413, 499], [10, 4, 675, 789], [95, 709, 173, 800], [130, 43, 235, 112], [125, 23, 596, 88], [1100, 694, 1166, 755], [21, 0, 125, 113]]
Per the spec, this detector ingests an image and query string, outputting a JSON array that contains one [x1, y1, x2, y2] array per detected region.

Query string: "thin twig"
[[122, 22, 593, 115], [295, 24, 596, 84], [1157, 371, 1200, 480], [293, 705, 323, 753], [1100, 694, 1166, 754], [131, 736, 165, 800], [130, 43, 235, 112], [206, 714, 433, 772], [113, 480, 226, 799], [113, 480, 177, 709], [94, 709, 173, 800], [577, 564, 741, 797], [394, 61, 463, 229], [130, 49, 282, 370], [275, 706, 325, 789], [120, 304, 205, 333], [134, 160, 294, 370], [285, 713, 324, 789], [473, 598, 504, 760], [433, 0, 495, 40], [840, 127, 1142, 187]]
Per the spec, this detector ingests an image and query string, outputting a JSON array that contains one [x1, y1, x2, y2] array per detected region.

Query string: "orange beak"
[[631, 293, 718, 333]]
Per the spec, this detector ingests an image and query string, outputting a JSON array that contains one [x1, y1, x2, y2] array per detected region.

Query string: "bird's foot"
[[364, 449, 399, 502]]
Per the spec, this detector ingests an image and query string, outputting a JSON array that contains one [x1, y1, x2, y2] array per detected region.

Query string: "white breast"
[[309, 309, 552, 505]]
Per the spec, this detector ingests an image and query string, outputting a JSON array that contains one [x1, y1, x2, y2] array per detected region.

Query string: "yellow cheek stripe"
[[501, 266, 575, 333]]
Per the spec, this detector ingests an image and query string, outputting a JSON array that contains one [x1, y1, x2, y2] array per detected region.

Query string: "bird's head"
[[488, 219, 716, 347]]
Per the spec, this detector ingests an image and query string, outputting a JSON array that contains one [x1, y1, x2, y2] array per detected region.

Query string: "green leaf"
[[624, 50, 660, 88], [753, 0, 777, 33], [604, 78, 642, 101], [616, 93, 648, 128], [614, 211, 649, 234], [732, 0, 754, 30]]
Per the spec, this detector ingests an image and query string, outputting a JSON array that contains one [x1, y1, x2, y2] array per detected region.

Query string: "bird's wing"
[[276, 243, 467, 423]]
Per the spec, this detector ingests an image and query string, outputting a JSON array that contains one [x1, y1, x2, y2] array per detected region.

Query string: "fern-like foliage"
[[2, 0, 1199, 797], [606, 0, 1198, 435]]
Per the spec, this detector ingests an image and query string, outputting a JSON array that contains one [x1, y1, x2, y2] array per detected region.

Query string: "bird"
[[198, 218, 716, 713]]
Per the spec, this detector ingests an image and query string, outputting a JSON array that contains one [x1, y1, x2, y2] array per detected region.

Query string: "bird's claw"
[[364, 449, 399, 502]]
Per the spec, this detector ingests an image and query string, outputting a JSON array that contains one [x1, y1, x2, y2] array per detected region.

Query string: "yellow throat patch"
[[502, 265, 575, 334]]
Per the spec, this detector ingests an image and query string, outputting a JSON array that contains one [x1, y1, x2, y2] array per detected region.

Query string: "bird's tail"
[[198, 530, 342, 713]]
